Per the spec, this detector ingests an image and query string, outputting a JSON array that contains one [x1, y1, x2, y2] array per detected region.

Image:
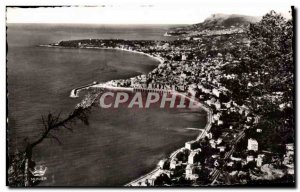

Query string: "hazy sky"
[[7, 3, 292, 24]]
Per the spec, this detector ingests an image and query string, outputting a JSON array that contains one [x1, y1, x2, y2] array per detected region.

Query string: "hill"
[[167, 14, 261, 36]]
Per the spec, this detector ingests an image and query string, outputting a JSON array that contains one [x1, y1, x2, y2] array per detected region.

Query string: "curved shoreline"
[[41, 44, 212, 186], [40, 44, 165, 65], [125, 92, 213, 186], [41, 44, 165, 98]]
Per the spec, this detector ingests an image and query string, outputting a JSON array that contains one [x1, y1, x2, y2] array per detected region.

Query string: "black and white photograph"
[[4, 0, 296, 188]]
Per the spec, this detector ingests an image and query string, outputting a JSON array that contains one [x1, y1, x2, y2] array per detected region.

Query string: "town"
[[54, 11, 294, 186]]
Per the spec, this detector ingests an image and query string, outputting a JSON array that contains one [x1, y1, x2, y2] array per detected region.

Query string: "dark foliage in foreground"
[[8, 106, 92, 187]]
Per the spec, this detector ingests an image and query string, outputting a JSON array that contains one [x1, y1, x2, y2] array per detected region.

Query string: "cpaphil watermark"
[[97, 90, 200, 109]]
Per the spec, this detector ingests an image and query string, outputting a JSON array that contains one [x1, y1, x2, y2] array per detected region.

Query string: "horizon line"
[[6, 22, 191, 25]]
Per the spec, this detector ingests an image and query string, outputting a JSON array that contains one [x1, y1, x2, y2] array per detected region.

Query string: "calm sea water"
[[7, 24, 206, 186]]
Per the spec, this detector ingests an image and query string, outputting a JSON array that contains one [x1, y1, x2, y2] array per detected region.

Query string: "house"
[[223, 100, 232, 108], [247, 116, 253, 122], [177, 84, 186, 92], [170, 158, 182, 170], [209, 139, 216, 148], [206, 97, 217, 106], [283, 144, 294, 163], [230, 107, 237, 112], [255, 154, 264, 167], [286, 143, 294, 152], [213, 113, 221, 121], [212, 154, 220, 159], [288, 168, 294, 175], [185, 164, 198, 180], [140, 74, 147, 83], [246, 155, 254, 163], [170, 159, 177, 169], [188, 84, 197, 97], [198, 84, 212, 94], [230, 154, 242, 161], [148, 170, 167, 186], [212, 88, 221, 97], [188, 149, 201, 164], [218, 120, 224, 125], [256, 129, 262, 133], [247, 138, 258, 151], [157, 159, 168, 169], [216, 138, 223, 145], [205, 132, 213, 139], [247, 82, 253, 88], [145, 178, 155, 186], [214, 100, 221, 110], [218, 146, 226, 152], [185, 140, 199, 150]]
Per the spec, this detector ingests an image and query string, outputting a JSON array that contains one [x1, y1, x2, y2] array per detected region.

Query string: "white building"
[[255, 154, 264, 167], [230, 155, 242, 161], [247, 138, 258, 151], [209, 139, 216, 148], [216, 138, 223, 145], [213, 100, 221, 110], [246, 155, 254, 163], [205, 132, 213, 139], [185, 140, 199, 150], [217, 120, 224, 125], [218, 146, 226, 152], [213, 113, 221, 121], [223, 101, 232, 108], [188, 86, 197, 97], [285, 144, 294, 158], [185, 164, 199, 180], [188, 149, 201, 164], [256, 129, 262, 133], [170, 159, 177, 169], [157, 159, 168, 169], [288, 168, 294, 175], [147, 170, 165, 186], [170, 159, 182, 170], [212, 88, 221, 97], [286, 143, 294, 151]]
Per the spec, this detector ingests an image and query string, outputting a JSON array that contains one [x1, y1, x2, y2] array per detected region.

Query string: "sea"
[[7, 24, 207, 186]]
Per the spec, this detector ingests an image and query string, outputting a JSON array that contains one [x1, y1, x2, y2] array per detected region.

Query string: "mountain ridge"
[[167, 13, 261, 36]]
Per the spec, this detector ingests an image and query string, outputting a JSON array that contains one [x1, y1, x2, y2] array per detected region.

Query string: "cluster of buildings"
[[187, 27, 246, 38], [57, 31, 294, 186]]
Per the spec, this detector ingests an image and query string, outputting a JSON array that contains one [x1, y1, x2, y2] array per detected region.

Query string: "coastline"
[[41, 44, 212, 186], [125, 93, 213, 186], [39, 44, 165, 65], [41, 44, 164, 98]]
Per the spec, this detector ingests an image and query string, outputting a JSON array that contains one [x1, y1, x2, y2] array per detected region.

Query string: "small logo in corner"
[[29, 165, 47, 177]]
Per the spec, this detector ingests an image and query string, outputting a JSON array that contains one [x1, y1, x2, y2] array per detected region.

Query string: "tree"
[[247, 10, 293, 98], [229, 10, 294, 153], [8, 106, 92, 187]]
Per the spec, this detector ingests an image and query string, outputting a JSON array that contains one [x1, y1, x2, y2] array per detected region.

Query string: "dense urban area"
[[8, 11, 294, 187]]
